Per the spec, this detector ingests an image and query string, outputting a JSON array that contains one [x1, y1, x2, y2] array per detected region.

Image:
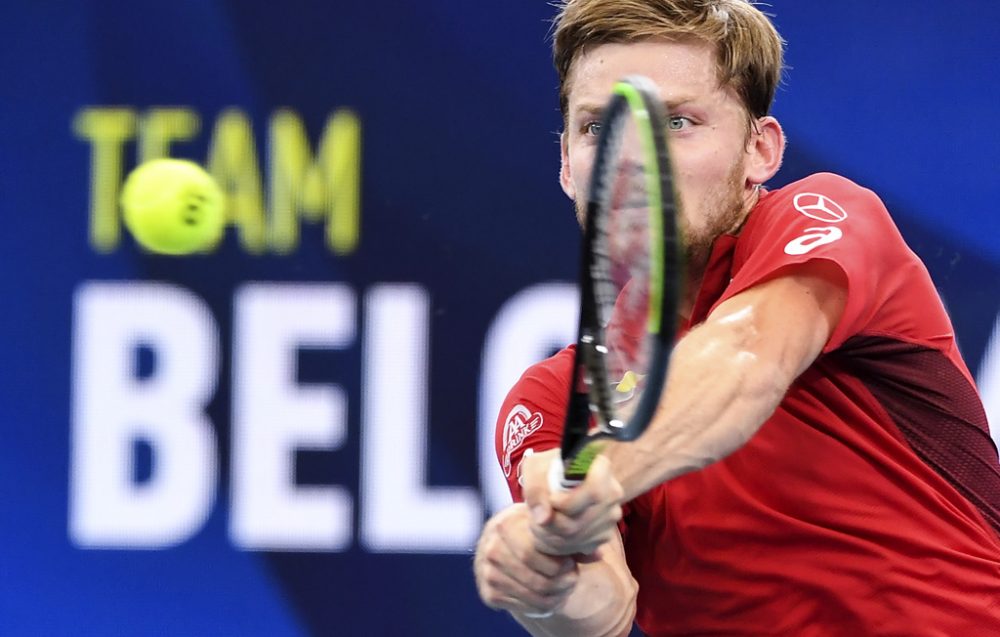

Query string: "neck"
[[680, 186, 760, 321], [726, 185, 761, 236]]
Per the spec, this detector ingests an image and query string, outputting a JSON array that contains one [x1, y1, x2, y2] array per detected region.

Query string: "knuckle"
[[478, 563, 495, 583], [495, 515, 513, 533], [535, 538, 561, 555], [482, 537, 502, 560], [537, 572, 564, 593], [595, 479, 617, 500], [483, 570, 505, 591], [540, 576, 568, 597], [513, 541, 532, 563], [482, 590, 504, 609], [525, 573, 548, 593], [610, 478, 625, 500], [552, 515, 575, 536], [530, 524, 552, 546]]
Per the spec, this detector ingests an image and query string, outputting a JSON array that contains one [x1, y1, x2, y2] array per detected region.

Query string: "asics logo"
[[784, 227, 844, 255]]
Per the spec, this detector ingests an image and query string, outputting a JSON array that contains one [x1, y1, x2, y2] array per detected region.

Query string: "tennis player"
[[473, 1, 1000, 635]]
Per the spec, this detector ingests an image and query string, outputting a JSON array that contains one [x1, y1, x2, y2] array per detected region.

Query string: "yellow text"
[[73, 107, 362, 255]]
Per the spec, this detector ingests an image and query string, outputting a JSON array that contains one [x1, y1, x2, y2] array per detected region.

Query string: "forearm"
[[513, 539, 637, 637], [607, 314, 791, 500]]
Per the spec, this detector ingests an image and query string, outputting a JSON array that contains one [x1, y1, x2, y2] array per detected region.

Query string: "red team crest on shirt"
[[501, 405, 543, 477]]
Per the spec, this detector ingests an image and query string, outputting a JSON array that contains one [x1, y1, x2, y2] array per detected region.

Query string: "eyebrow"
[[572, 97, 696, 118]]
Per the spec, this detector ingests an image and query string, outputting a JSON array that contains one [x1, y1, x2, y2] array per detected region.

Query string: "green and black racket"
[[556, 76, 685, 487]]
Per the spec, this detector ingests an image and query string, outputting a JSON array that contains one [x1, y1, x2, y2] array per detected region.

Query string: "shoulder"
[[736, 172, 907, 262], [768, 172, 879, 200], [518, 345, 575, 389], [497, 345, 575, 438], [753, 172, 893, 229], [496, 346, 575, 483], [777, 172, 871, 194]]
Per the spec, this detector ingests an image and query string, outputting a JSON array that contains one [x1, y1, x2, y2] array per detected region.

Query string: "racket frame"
[[559, 76, 683, 486]]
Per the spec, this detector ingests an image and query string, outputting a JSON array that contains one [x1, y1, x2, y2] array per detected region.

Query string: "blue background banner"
[[1, 2, 998, 635]]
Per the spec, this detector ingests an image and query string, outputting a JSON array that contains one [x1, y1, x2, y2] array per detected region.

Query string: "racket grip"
[[548, 456, 582, 492]]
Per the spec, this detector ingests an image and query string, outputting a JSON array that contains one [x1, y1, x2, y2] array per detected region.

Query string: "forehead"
[[566, 38, 723, 110]]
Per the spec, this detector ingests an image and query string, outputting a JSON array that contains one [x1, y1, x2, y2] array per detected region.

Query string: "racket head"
[[561, 75, 684, 482]]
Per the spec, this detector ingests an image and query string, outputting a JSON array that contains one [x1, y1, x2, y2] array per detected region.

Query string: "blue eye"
[[667, 116, 691, 131], [583, 121, 602, 136]]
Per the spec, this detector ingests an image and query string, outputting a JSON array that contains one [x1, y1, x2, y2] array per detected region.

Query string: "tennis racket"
[[555, 75, 684, 488]]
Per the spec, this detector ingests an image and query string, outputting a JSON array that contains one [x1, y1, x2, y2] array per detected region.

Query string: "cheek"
[[570, 151, 595, 198], [673, 148, 741, 216], [673, 159, 714, 225]]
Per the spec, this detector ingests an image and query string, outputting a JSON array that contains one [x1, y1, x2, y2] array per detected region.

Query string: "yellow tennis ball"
[[121, 158, 225, 255]]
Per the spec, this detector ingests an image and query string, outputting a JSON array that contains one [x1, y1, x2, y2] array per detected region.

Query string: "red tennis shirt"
[[495, 173, 1000, 635]]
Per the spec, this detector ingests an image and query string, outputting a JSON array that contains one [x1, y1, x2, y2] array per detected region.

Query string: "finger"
[[531, 505, 622, 555], [563, 509, 621, 554], [521, 451, 560, 524], [532, 531, 606, 557], [534, 500, 622, 540], [551, 456, 623, 517], [498, 526, 575, 578], [491, 529, 579, 597], [480, 567, 572, 614], [567, 501, 623, 544], [524, 547, 577, 579], [548, 486, 598, 519], [478, 565, 570, 615], [493, 505, 576, 578]]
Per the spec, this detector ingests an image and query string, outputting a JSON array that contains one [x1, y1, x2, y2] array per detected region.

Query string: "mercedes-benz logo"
[[793, 193, 848, 223]]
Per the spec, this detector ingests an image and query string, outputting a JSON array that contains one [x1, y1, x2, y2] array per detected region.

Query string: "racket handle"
[[548, 456, 582, 492]]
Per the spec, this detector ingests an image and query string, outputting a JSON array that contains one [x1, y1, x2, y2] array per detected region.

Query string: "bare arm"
[[606, 260, 847, 499], [475, 503, 637, 637], [524, 260, 847, 553]]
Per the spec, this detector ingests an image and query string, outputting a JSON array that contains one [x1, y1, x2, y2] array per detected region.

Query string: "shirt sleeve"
[[494, 350, 572, 503], [715, 173, 913, 353]]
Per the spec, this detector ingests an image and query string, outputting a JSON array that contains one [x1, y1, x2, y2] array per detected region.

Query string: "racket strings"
[[563, 78, 679, 472], [601, 116, 657, 428]]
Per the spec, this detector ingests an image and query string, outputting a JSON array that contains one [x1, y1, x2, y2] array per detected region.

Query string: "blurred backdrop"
[[1, 1, 998, 635]]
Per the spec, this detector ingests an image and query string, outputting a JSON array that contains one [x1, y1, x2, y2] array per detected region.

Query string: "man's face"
[[561, 38, 763, 273]]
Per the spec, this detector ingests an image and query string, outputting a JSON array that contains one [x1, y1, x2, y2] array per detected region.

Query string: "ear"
[[744, 116, 785, 187], [559, 131, 577, 200]]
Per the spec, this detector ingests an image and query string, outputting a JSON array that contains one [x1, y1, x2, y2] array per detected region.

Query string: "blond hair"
[[552, 0, 784, 122]]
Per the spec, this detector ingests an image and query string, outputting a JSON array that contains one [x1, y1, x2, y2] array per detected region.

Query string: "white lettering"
[[70, 282, 218, 547], [68, 280, 589, 552], [360, 284, 481, 552], [784, 226, 844, 256], [230, 284, 355, 551]]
